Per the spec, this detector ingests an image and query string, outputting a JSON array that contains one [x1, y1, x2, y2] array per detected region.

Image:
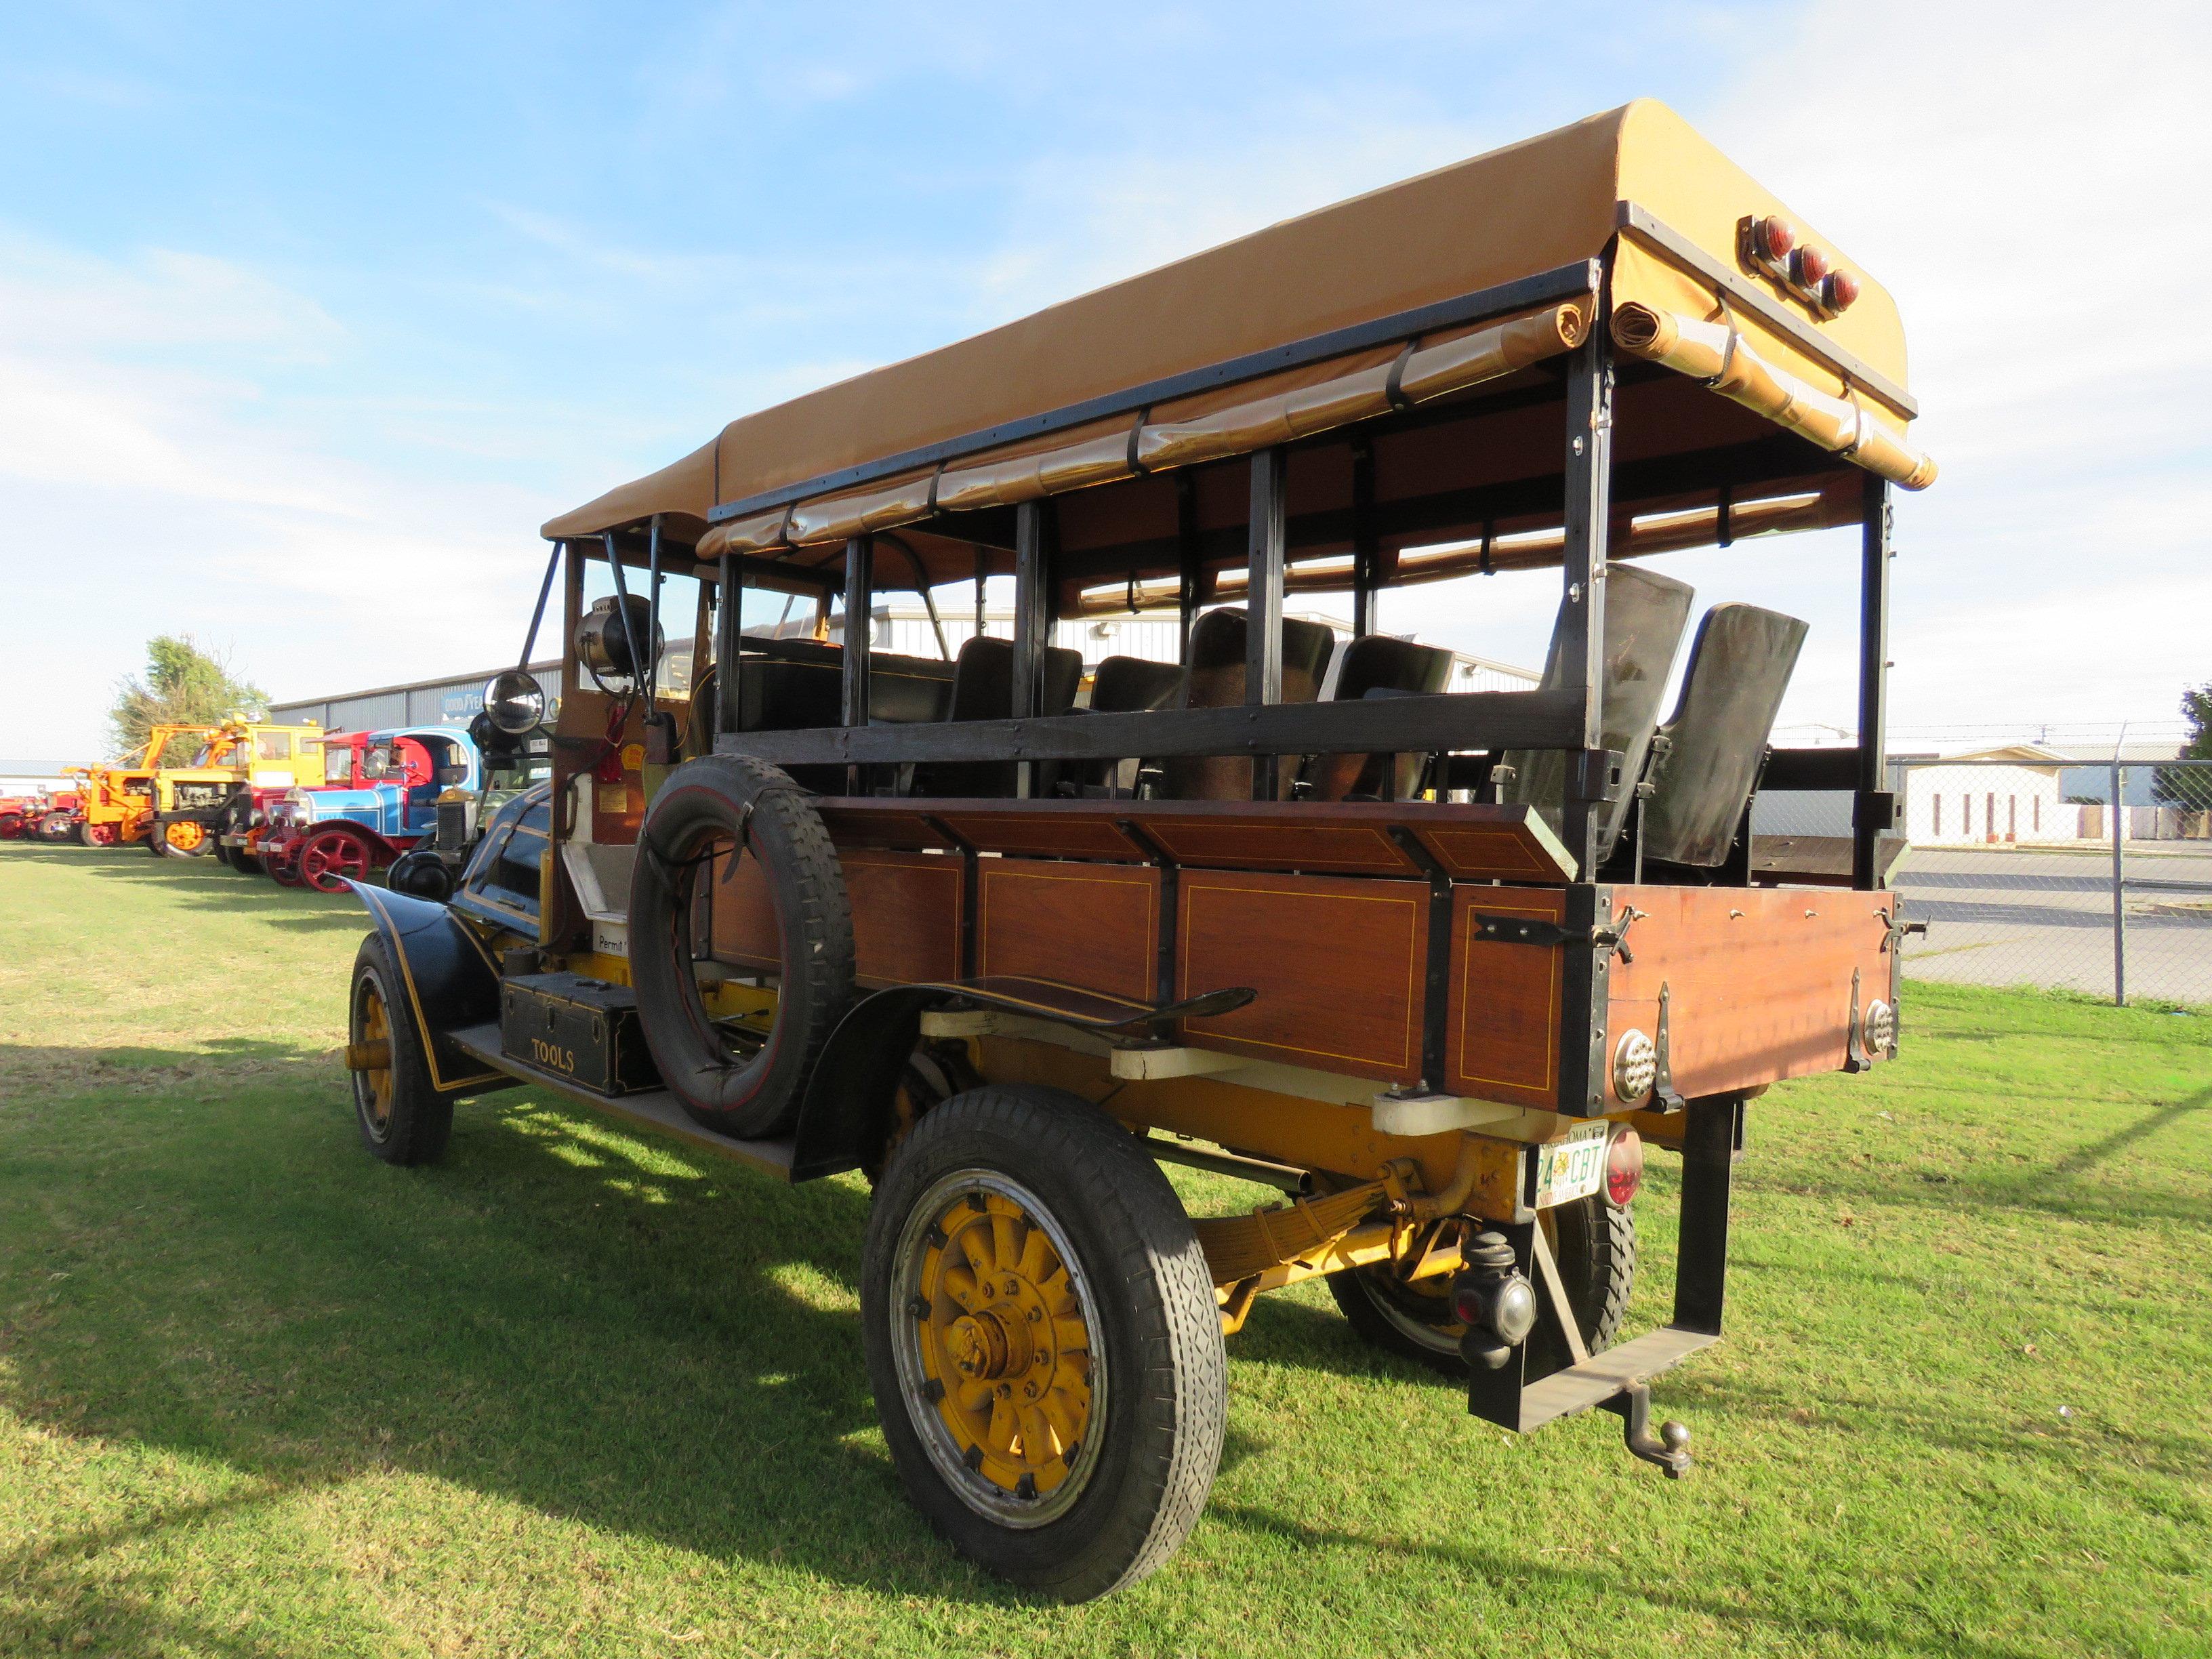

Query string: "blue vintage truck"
[[241, 726, 483, 893]]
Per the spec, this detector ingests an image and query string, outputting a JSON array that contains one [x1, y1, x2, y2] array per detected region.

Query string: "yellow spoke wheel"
[[355, 982, 394, 1134], [165, 819, 205, 853], [892, 1170, 1105, 1525]]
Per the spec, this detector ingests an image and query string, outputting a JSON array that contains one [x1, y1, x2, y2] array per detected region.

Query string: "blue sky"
[[3, 1, 2207, 767]]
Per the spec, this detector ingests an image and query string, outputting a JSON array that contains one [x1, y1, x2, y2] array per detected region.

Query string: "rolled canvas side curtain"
[[1134, 299, 1590, 471], [1610, 302, 1938, 491], [699, 297, 1595, 554]]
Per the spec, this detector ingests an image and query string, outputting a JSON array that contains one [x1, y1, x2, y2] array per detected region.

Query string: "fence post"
[[2111, 761, 2127, 1006]]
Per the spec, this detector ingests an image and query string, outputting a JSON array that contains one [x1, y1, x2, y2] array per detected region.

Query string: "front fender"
[[790, 986, 947, 1181], [348, 882, 512, 1097]]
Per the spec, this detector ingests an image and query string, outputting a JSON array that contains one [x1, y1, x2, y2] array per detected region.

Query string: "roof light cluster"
[[1742, 213, 1860, 320]]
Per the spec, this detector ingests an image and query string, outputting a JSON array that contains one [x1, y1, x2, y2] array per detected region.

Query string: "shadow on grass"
[[3, 1032, 2203, 1645], [0, 843, 371, 932], [1208, 1502, 2055, 1659]]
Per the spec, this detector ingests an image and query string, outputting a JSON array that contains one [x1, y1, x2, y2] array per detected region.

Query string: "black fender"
[[787, 977, 1257, 1182], [790, 986, 943, 1181], [347, 881, 513, 1097]]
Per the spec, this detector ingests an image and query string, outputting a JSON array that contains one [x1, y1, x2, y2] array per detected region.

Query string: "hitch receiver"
[[1603, 1382, 1692, 1478]]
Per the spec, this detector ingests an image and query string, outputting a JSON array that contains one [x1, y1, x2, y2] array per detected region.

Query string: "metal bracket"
[[1473, 903, 1645, 963], [1566, 747, 1626, 804], [1844, 965, 1870, 1073], [1652, 981, 1684, 1112]]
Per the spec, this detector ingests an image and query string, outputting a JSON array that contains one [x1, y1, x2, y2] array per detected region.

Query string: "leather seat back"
[[913, 635, 1083, 798], [1160, 608, 1336, 800], [1639, 603, 1807, 867], [1309, 634, 1455, 800]]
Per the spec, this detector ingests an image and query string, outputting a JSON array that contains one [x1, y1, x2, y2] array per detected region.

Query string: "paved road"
[[1893, 844, 2212, 1006]]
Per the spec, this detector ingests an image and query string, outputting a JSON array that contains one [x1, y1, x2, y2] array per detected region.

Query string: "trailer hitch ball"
[[1452, 1231, 1537, 1371]]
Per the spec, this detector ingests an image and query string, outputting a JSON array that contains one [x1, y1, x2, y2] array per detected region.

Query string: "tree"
[[2152, 682, 2212, 806], [108, 636, 268, 762]]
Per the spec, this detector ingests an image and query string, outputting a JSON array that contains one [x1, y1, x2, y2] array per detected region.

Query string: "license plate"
[[1532, 1121, 1609, 1209]]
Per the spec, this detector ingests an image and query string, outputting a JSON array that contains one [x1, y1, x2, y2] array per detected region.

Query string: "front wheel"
[[348, 933, 453, 1165], [299, 827, 373, 893], [861, 1085, 1226, 1601]]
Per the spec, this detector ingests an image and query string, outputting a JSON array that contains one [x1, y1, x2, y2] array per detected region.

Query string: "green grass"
[[2, 842, 2209, 1658]]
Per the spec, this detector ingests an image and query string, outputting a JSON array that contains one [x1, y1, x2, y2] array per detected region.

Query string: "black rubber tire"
[[1328, 1195, 1637, 1379], [212, 841, 234, 869], [861, 1085, 1226, 1601], [1528, 1194, 1637, 1374], [629, 754, 852, 1140], [233, 851, 264, 875], [348, 933, 454, 1166]]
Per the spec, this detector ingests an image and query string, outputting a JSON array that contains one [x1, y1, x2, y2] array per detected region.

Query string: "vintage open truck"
[[341, 101, 1931, 1599]]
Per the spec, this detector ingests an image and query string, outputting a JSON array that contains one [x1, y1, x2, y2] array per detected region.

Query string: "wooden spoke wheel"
[[346, 934, 452, 1165], [894, 1173, 1105, 1524], [299, 827, 372, 893], [863, 1085, 1224, 1601]]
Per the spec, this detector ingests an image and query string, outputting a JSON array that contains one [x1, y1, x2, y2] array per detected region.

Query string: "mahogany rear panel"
[[1603, 884, 1896, 1103], [1445, 886, 1568, 1110], [711, 846, 964, 988], [1177, 869, 1428, 1084]]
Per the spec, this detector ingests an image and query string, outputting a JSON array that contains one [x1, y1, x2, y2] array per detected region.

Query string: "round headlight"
[[484, 670, 546, 737], [1612, 1028, 1657, 1102]]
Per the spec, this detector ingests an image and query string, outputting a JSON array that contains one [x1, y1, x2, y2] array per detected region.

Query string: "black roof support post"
[[716, 554, 744, 739], [842, 535, 874, 795], [1175, 473, 1201, 665], [1246, 447, 1287, 800], [1557, 328, 1614, 878], [1012, 501, 1052, 798], [1853, 473, 1893, 890], [1349, 432, 1377, 640]]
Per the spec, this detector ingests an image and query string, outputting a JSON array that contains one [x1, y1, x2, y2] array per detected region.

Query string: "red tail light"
[[1605, 1126, 1644, 1208], [1790, 244, 1832, 287], [1750, 215, 1798, 263], [1822, 270, 1862, 312]]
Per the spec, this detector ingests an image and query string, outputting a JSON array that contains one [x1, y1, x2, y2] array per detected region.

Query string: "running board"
[[1512, 1326, 1718, 1433], [446, 1022, 796, 1182]]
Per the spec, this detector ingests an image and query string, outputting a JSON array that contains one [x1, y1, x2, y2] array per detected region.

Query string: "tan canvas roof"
[[544, 100, 1920, 554]]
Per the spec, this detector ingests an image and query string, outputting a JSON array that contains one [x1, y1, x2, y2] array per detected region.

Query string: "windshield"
[[321, 745, 354, 785]]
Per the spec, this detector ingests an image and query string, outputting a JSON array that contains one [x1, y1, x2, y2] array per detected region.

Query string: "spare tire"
[[629, 754, 853, 1141]]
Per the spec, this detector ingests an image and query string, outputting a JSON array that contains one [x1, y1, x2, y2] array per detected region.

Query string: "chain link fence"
[[1757, 758, 2212, 1008]]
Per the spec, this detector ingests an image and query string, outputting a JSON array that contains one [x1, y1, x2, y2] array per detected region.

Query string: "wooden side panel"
[[978, 859, 1158, 1002], [710, 846, 964, 987], [937, 812, 1143, 862], [848, 850, 964, 987], [1446, 886, 1567, 1109], [1604, 884, 1897, 1102], [1141, 819, 1416, 876], [708, 850, 780, 971], [1416, 821, 1574, 882], [815, 805, 947, 851], [1178, 871, 1427, 1084]]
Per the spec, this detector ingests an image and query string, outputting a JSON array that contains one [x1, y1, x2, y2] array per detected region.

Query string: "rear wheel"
[[862, 1085, 1225, 1601], [299, 827, 373, 893], [1328, 1195, 1636, 1378], [0, 811, 22, 840], [348, 934, 453, 1165]]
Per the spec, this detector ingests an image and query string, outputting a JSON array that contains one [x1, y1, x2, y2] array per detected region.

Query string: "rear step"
[[1515, 1326, 1717, 1431], [446, 1022, 796, 1182]]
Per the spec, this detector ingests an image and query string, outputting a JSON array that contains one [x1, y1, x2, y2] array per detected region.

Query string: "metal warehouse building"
[[269, 661, 564, 735]]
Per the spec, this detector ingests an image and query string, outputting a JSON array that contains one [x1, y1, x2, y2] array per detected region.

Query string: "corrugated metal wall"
[[269, 661, 564, 736]]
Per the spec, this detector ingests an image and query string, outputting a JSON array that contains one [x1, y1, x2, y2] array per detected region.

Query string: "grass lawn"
[[2, 842, 2209, 1657]]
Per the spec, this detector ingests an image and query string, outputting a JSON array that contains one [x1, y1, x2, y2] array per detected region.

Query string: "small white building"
[[1899, 745, 2078, 846]]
